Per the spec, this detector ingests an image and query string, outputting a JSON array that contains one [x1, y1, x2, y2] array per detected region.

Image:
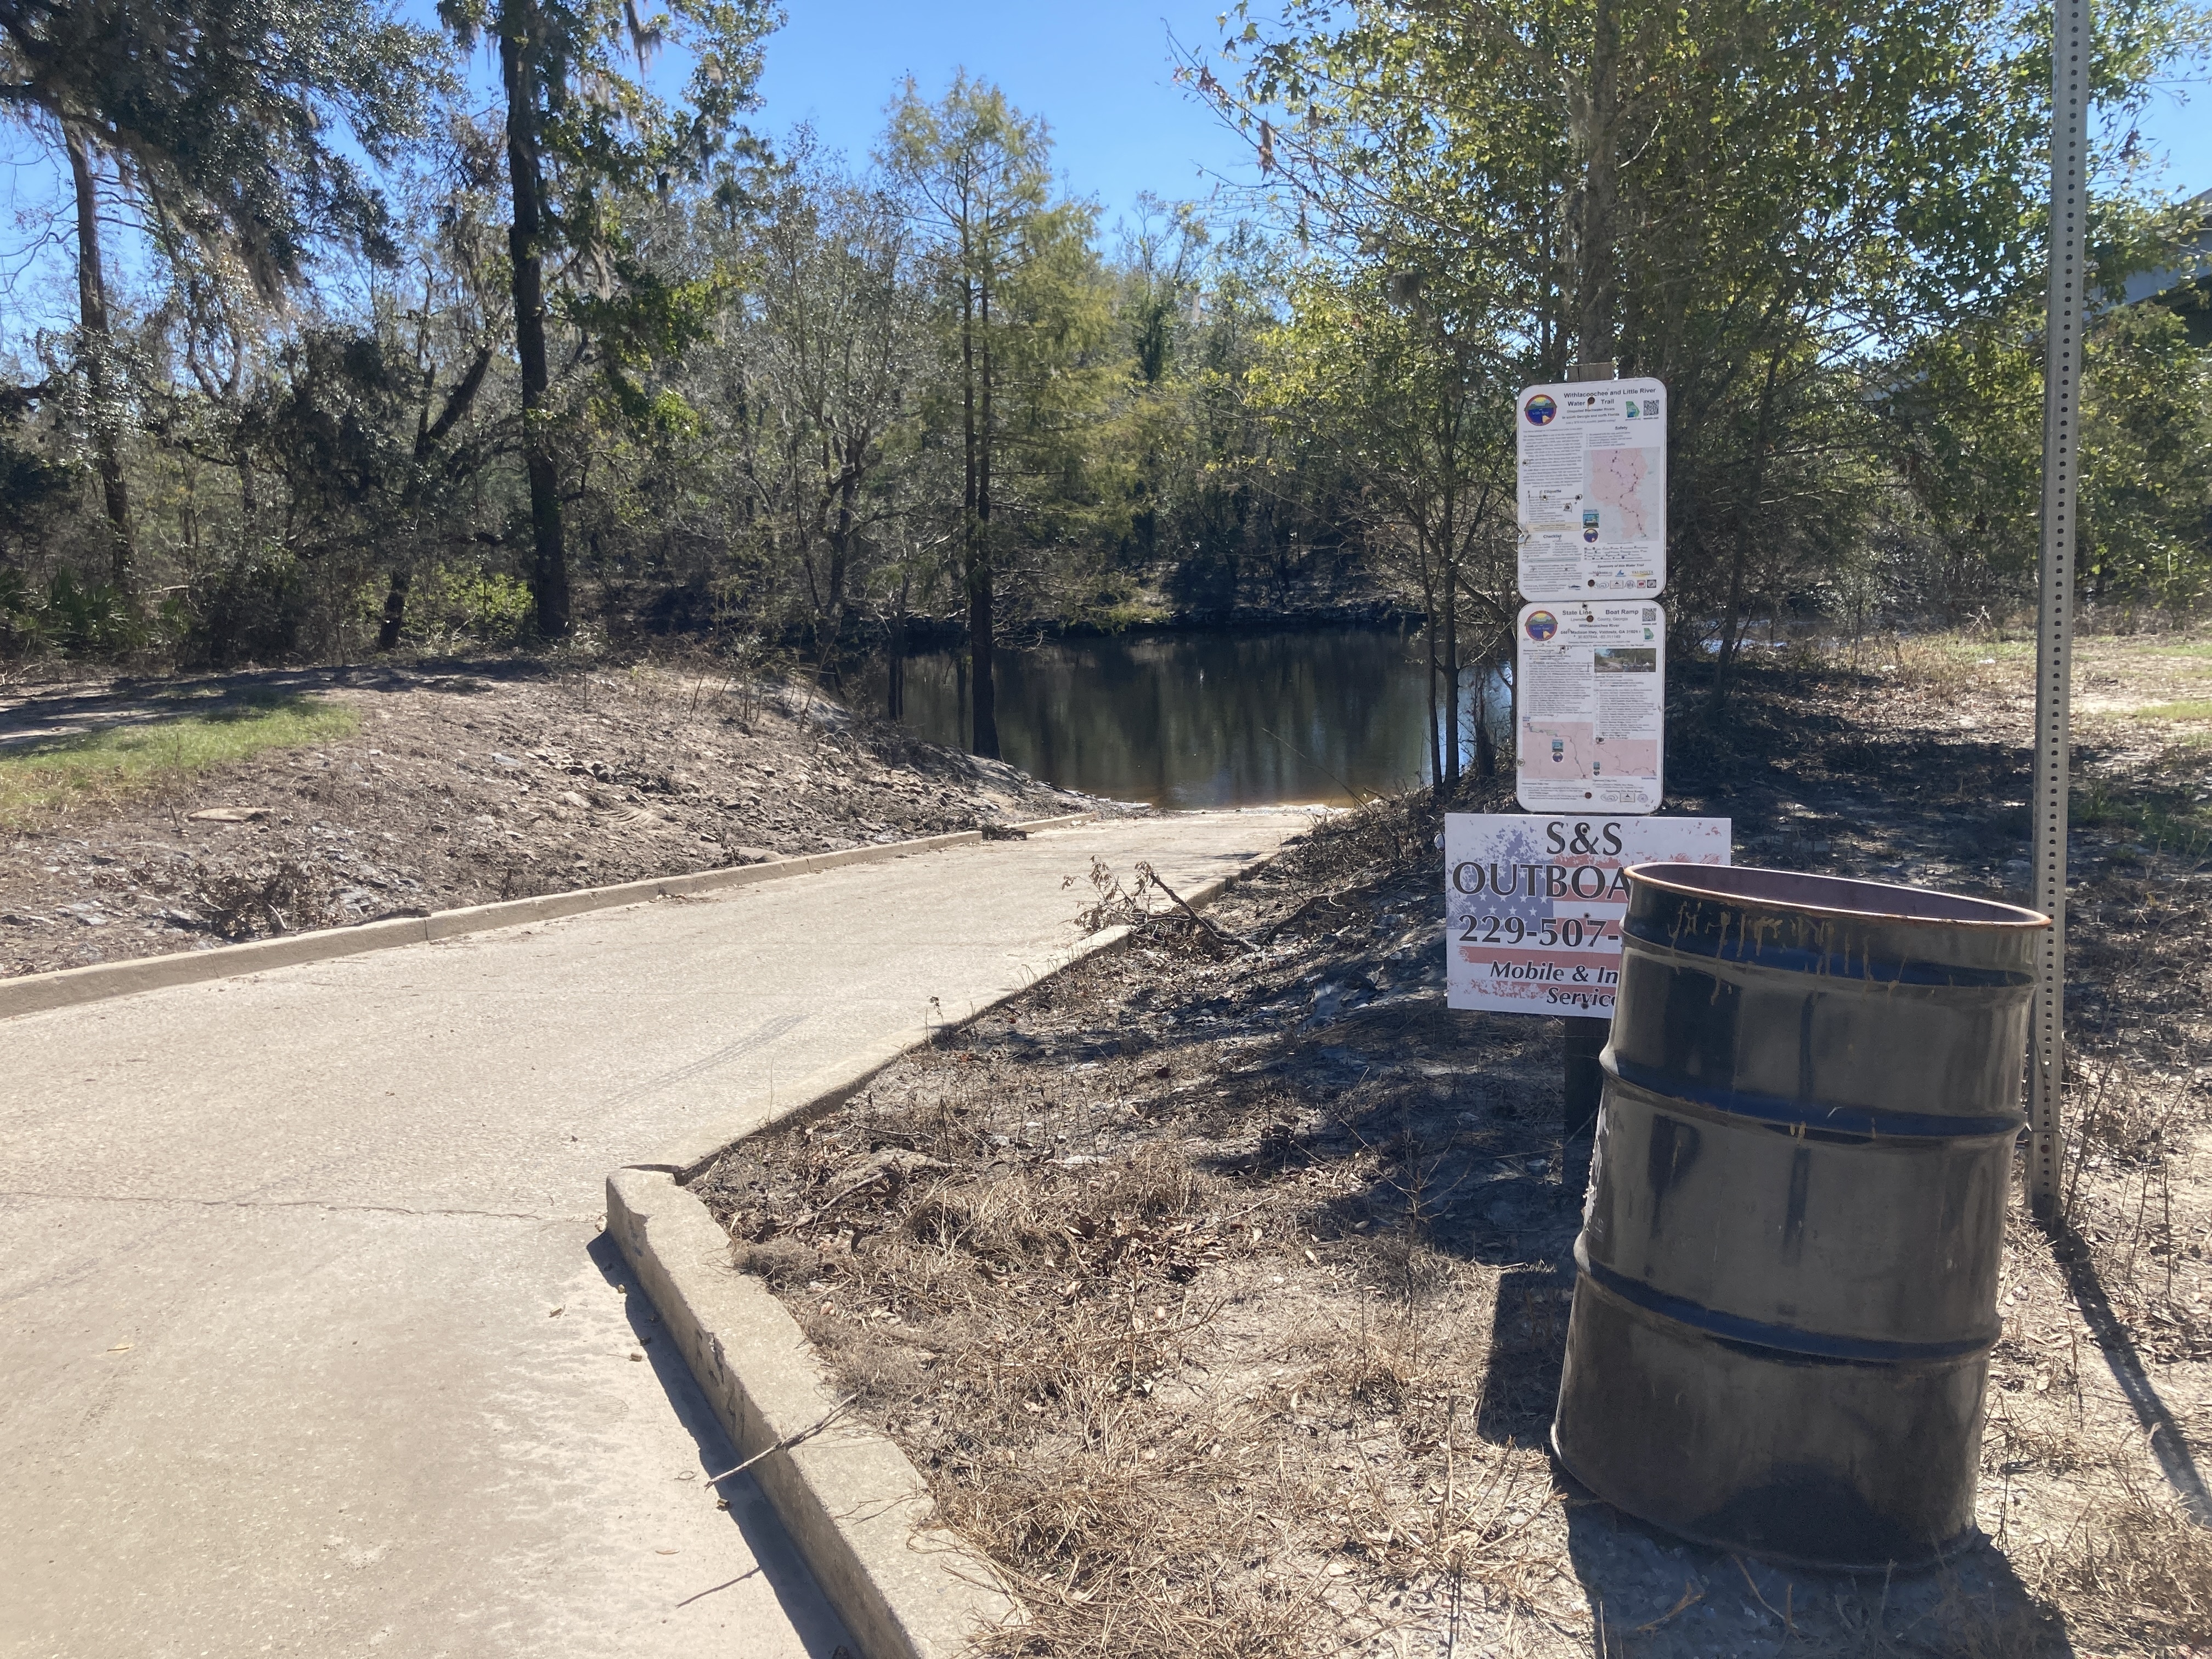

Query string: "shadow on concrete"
[[587, 1232, 854, 1657]]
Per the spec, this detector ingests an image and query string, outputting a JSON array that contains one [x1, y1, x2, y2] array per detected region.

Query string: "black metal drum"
[[1551, 863, 2048, 1569]]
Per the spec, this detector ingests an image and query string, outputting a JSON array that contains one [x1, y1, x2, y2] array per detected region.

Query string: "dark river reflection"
[[878, 627, 1508, 808]]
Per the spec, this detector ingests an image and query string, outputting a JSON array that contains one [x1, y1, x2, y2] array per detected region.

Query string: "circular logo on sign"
[[1525, 610, 1558, 642], [1523, 394, 1558, 426]]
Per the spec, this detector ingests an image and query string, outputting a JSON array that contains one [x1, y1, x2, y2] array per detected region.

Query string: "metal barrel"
[[1551, 863, 2049, 1570]]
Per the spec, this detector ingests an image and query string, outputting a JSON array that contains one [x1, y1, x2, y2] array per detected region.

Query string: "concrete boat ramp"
[[0, 811, 1308, 1658]]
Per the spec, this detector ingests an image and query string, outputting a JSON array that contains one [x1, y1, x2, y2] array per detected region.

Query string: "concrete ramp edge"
[[0, 811, 1099, 1022], [607, 1167, 1017, 1659], [604, 862, 1271, 1659]]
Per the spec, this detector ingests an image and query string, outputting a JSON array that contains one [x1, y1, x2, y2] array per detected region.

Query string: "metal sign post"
[[1511, 359, 1675, 1137], [2028, 0, 2089, 1218]]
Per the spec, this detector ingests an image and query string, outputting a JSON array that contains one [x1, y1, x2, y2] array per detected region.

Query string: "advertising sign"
[[1516, 601, 1666, 814], [1516, 379, 1667, 599], [1444, 813, 1731, 1015]]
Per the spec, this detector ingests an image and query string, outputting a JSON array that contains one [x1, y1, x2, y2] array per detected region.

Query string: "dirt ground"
[[0, 661, 1098, 980], [695, 629, 2212, 1659]]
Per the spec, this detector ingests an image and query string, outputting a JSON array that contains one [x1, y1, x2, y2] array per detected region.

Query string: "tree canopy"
[[1, 0, 2207, 760]]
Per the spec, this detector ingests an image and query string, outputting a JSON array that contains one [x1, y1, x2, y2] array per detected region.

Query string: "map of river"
[[1515, 378, 1668, 599]]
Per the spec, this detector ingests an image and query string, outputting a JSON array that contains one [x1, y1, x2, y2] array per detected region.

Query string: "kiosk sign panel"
[[1516, 379, 1667, 599], [1444, 813, 1730, 1015], [1516, 601, 1666, 814]]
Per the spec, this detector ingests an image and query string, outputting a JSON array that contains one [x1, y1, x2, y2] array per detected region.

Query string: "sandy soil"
[[0, 661, 1098, 979], [696, 630, 2212, 1659]]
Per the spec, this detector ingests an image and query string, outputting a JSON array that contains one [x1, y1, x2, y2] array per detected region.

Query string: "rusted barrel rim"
[[1624, 862, 2050, 932]]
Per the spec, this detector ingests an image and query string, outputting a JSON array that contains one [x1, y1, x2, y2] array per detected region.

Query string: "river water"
[[880, 627, 1510, 809]]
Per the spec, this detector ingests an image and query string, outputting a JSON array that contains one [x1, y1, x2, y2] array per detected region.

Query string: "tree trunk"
[[500, 7, 568, 640], [1709, 533, 1746, 714], [1706, 354, 1783, 719], [1441, 488, 1462, 791], [378, 568, 411, 652], [823, 438, 858, 672], [1418, 550, 1442, 792], [65, 124, 133, 596], [1573, 0, 1620, 363], [887, 571, 910, 721], [1475, 656, 1498, 778], [969, 286, 1000, 758]]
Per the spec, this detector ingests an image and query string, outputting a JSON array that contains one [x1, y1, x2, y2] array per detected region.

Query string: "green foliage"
[[2073, 773, 2212, 858], [3, 0, 2209, 749], [0, 564, 152, 658], [0, 431, 71, 536], [41, 567, 143, 656], [1193, 0, 2212, 661], [1891, 274, 2212, 614], [437, 0, 772, 191], [0, 0, 448, 286], [399, 567, 538, 646], [0, 691, 360, 826]]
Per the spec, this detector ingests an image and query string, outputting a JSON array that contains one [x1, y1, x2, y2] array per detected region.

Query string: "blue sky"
[[748, 1, 1261, 223], [765, 2, 2212, 208], [1, 2, 2206, 345], [752, 5, 2209, 212], [2121, 73, 2212, 201]]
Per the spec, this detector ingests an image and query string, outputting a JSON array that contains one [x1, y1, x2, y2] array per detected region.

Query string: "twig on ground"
[[1635, 1579, 1706, 1634], [1734, 1554, 1793, 1634], [1136, 861, 1259, 954], [703, 1393, 858, 1484]]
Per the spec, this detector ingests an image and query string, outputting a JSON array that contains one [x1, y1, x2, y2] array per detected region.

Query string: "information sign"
[[1515, 601, 1666, 814], [1443, 813, 1730, 1015], [1516, 379, 1667, 599]]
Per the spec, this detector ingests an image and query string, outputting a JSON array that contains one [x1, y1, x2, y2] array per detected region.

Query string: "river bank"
[[0, 662, 1100, 981]]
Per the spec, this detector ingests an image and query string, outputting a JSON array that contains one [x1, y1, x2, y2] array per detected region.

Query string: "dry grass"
[[698, 645, 2212, 1658]]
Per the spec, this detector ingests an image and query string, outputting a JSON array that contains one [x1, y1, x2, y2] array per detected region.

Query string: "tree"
[[1195, 0, 2211, 703], [748, 139, 923, 668], [886, 75, 1114, 757], [883, 81, 1019, 755], [1251, 264, 1514, 788], [439, 0, 774, 640], [884, 77, 1049, 758], [0, 0, 442, 596], [1888, 266, 2212, 617], [1110, 194, 1209, 570]]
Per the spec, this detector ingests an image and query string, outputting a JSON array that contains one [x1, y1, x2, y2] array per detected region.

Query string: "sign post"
[[2028, 0, 2089, 1218]]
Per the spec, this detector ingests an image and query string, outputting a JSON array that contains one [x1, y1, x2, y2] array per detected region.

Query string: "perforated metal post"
[[2028, 0, 2088, 1218], [1560, 359, 1619, 1146]]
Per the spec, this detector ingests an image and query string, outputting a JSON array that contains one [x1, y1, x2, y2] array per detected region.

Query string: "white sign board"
[[1444, 814, 1731, 1015], [1516, 378, 1667, 599], [1516, 601, 1666, 814]]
